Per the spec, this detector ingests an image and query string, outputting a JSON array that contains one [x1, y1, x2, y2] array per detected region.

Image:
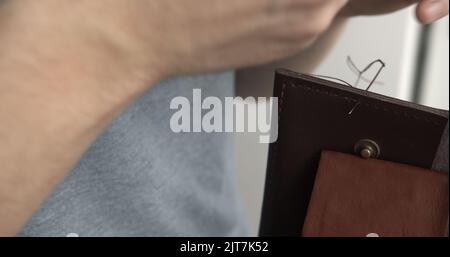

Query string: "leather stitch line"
[[287, 82, 442, 126], [279, 83, 286, 121]]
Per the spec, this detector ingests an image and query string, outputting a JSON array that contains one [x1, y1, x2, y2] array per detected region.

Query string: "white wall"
[[419, 16, 449, 110], [315, 7, 420, 100]]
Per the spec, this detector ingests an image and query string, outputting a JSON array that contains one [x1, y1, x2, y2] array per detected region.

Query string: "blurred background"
[[234, 7, 449, 236]]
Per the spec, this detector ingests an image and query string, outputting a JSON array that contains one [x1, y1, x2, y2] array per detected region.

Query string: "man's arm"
[[0, 0, 351, 236], [0, 12, 161, 238]]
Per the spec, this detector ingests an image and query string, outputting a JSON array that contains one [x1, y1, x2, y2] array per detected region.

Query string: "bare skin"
[[0, 0, 448, 236]]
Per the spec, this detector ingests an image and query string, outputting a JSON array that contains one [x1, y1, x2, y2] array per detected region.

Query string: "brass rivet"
[[360, 148, 373, 159], [354, 139, 380, 159]]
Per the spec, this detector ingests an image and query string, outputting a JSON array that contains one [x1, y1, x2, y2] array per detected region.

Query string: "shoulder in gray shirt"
[[18, 72, 248, 237]]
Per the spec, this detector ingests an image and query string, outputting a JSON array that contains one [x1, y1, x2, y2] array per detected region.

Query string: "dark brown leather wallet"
[[259, 69, 449, 237]]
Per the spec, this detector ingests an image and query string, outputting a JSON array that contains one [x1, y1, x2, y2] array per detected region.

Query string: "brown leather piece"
[[259, 69, 449, 236], [302, 151, 449, 237]]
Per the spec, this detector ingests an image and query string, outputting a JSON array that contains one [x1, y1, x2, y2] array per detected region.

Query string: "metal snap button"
[[354, 139, 380, 159]]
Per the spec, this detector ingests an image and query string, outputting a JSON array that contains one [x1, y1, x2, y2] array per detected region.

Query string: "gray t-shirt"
[[18, 72, 248, 236]]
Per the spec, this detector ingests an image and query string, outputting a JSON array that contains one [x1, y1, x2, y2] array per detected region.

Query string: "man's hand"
[[340, 0, 449, 24], [5, 0, 352, 89]]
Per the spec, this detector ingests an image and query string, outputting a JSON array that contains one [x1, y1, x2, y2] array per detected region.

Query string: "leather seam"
[[272, 83, 286, 166], [284, 82, 442, 126]]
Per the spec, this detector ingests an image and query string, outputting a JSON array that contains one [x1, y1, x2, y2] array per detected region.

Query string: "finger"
[[416, 0, 449, 24]]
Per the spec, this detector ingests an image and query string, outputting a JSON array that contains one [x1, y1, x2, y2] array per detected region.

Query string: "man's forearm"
[[236, 18, 347, 98], [0, 4, 160, 235], [0, 0, 348, 236]]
